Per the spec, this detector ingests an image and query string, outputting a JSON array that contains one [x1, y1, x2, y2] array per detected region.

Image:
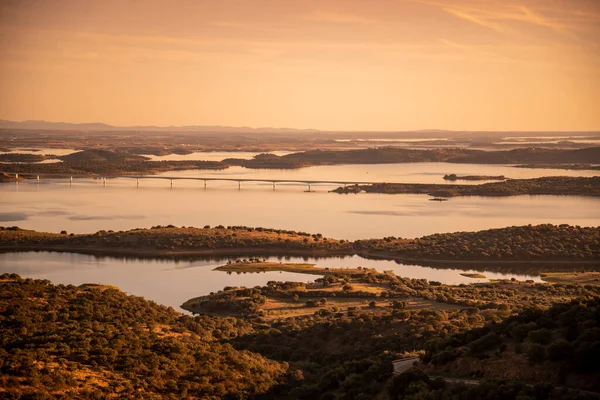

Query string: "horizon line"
[[1, 118, 600, 134]]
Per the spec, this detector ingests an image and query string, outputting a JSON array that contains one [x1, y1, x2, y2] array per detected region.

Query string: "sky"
[[0, 0, 599, 131]]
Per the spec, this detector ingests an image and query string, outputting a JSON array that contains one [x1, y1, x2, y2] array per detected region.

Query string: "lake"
[[154, 163, 600, 184], [0, 252, 542, 312], [1, 163, 599, 240], [1, 161, 596, 311]]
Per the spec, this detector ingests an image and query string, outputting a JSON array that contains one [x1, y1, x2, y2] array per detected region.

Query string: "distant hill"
[[0, 119, 320, 134], [1, 119, 598, 137], [59, 149, 148, 162]]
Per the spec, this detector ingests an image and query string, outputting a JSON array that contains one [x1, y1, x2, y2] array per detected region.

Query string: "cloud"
[[68, 215, 145, 221], [413, 0, 599, 36], [0, 212, 27, 221], [305, 12, 377, 25]]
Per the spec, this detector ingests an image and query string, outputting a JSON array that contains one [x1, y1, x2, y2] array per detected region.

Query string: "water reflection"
[[0, 252, 543, 312], [1, 174, 599, 239]]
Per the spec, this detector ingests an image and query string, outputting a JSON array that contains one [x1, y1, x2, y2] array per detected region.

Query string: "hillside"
[[420, 298, 600, 392], [0, 274, 286, 399], [1, 272, 599, 399], [59, 149, 149, 162]]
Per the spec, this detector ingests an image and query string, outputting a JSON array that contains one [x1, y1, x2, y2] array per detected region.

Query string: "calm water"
[[1, 163, 599, 240], [0, 148, 77, 156], [0, 161, 594, 310], [155, 163, 600, 184], [0, 252, 541, 311]]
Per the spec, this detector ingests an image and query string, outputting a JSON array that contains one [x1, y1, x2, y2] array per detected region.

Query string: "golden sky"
[[1, 0, 599, 131]]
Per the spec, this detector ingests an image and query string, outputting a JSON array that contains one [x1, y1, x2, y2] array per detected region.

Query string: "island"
[[460, 273, 487, 279], [331, 176, 600, 197], [443, 174, 506, 181]]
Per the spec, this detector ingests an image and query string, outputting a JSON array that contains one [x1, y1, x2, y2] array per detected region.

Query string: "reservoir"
[[0, 251, 542, 312], [1, 163, 599, 239], [0, 161, 596, 310]]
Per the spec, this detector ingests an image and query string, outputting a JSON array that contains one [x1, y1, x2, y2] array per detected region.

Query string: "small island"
[[215, 260, 366, 276], [460, 273, 487, 279], [443, 174, 506, 181]]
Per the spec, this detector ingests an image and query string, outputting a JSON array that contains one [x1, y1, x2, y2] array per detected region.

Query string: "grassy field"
[[540, 271, 600, 285], [215, 261, 375, 276], [185, 262, 463, 319]]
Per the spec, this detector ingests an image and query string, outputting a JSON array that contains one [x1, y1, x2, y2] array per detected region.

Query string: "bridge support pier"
[[238, 181, 241, 190], [273, 182, 276, 191], [308, 183, 311, 192], [170, 179, 173, 188], [37, 175, 40, 184]]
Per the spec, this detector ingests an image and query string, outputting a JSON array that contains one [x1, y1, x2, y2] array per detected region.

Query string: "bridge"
[[7, 172, 381, 191]]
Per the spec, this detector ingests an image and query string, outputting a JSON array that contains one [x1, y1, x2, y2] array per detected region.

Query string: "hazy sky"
[[1, 0, 599, 131]]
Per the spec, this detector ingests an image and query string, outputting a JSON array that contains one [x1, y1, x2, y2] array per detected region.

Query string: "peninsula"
[[1, 224, 598, 268]]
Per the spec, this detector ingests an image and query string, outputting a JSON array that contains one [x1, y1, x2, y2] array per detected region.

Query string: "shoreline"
[[2, 245, 598, 268]]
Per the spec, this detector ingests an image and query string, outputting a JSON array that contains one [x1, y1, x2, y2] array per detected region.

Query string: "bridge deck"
[[8, 172, 384, 186]]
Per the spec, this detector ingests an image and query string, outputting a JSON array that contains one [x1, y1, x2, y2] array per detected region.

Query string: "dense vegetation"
[[0, 160, 225, 176], [58, 149, 148, 162], [2, 272, 599, 399], [422, 298, 600, 392], [0, 274, 286, 399], [2, 224, 598, 265], [355, 224, 600, 262], [332, 176, 600, 197], [187, 263, 600, 320], [0, 153, 51, 163], [181, 269, 600, 399]]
